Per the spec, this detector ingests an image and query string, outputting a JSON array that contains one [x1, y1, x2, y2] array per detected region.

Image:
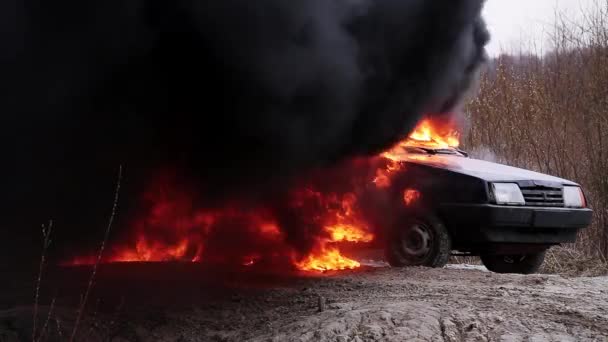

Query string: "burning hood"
[[404, 153, 578, 185]]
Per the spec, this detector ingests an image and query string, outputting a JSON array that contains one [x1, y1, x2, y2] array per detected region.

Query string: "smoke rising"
[[0, 0, 488, 255]]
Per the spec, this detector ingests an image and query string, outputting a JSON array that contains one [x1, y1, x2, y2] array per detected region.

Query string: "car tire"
[[480, 251, 546, 274], [385, 212, 451, 268]]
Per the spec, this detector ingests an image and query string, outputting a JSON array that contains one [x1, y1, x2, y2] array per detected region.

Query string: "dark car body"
[[377, 146, 592, 272]]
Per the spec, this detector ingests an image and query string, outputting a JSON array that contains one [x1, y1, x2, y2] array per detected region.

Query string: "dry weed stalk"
[[69, 165, 122, 342], [33, 220, 52, 342], [55, 316, 64, 340], [36, 297, 56, 342]]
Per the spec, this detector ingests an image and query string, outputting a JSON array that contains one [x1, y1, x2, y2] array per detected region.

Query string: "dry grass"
[[542, 246, 608, 277], [450, 250, 608, 277], [449, 256, 481, 265]]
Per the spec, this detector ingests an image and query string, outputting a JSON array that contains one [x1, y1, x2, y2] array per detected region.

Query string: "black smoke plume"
[[0, 0, 488, 257]]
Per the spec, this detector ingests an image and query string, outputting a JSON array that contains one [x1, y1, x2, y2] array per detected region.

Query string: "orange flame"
[[110, 236, 201, 263], [67, 114, 461, 273], [295, 223, 372, 272], [372, 159, 403, 188], [403, 189, 421, 206], [294, 247, 360, 272], [326, 224, 374, 243], [294, 224, 371, 272], [292, 191, 374, 272], [382, 116, 460, 162], [407, 118, 460, 148]]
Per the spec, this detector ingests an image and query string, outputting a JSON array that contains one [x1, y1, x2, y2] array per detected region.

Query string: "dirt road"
[[2, 264, 607, 341], [182, 266, 608, 342]]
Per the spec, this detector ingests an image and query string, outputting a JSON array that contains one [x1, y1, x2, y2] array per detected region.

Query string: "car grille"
[[520, 186, 564, 207]]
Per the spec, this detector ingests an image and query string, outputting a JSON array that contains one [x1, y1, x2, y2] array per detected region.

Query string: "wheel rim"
[[397, 222, 432, 262]]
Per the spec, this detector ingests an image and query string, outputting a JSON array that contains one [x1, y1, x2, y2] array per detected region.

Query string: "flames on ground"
[[69, 116, 460, 272]]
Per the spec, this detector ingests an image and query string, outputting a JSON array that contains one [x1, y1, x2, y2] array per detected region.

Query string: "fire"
[[296, 219, 373, 272], [259, 223, 281, 237], [67, 114, 460, 273], [406, 117, 460, 148], [288, 190, 374, 271], [294, 247, 360, 272], [372, 160, 403, 188], [110, 236, 200, 263], [326, 224, 374, 243], [242, 253, 261, 266], [382, 116, 460, 162], [403, 189, 421, 206]]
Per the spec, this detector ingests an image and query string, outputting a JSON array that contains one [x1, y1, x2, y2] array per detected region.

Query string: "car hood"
[[402, 154, 578, 185]]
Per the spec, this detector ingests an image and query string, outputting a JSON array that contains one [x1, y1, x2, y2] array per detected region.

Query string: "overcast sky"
[[482, 0, 593, 56]]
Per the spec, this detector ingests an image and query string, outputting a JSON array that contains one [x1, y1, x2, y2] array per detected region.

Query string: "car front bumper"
[[439, 204, 593, 244]]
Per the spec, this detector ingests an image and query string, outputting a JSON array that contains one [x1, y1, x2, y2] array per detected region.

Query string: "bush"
[[465, 1, 608, 268]]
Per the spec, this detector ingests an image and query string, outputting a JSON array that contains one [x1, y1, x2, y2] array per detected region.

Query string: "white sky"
[[482, 0, 594, 56]]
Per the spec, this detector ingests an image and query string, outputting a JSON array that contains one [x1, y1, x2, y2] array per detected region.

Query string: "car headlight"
[[563, 186, 586, 208], [491, 183, 525, 205]]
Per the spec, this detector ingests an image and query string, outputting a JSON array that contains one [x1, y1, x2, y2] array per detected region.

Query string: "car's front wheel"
[[480, 251, 546, 274], [385, 213, 451, 268]]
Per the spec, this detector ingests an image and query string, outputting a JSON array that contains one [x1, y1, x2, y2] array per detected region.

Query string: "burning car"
[[67, 117, 592, 275], [378, 126, 593, 274]]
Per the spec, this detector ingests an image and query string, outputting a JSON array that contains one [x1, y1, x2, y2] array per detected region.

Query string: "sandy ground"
[[1, 263, 607, 342]]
